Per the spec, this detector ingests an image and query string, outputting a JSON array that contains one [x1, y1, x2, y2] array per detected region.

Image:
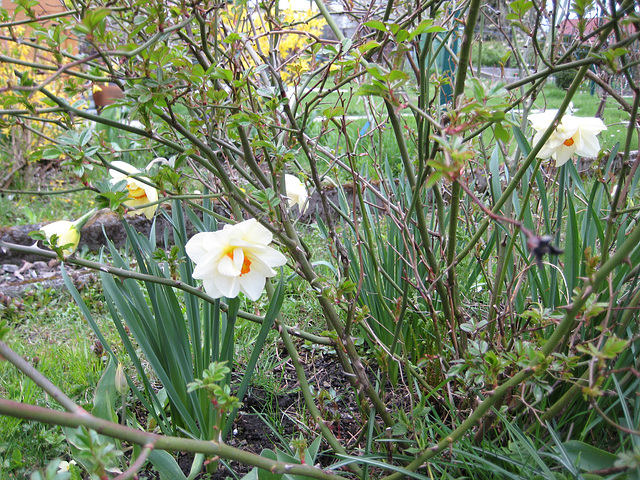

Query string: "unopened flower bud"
[[115, 363, 129, 395], [40, 221, 80, 256]]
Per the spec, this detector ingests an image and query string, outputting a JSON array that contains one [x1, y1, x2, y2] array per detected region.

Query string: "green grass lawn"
[[0, 182, 96, 228]]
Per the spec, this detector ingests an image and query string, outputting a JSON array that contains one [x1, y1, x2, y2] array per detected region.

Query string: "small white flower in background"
[[185, 218, 287, 301], [109, 161, 158, 220], [529, 111, 607, 167], [40, 221, 80, 256], [57, 460, 77, 473], [284, 174, 309, 213], [145, 156, 169, 169]]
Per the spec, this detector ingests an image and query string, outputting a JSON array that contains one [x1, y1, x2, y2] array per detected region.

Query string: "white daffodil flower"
[[40, 221, 80, 256], [185, 218, 287, 301], [109, 161, 158, 220], [284, 174, 309, 213], [529, 111, 607, 167]]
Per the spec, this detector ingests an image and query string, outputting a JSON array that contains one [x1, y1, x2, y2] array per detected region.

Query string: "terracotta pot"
[[92, 83, 124, 108]]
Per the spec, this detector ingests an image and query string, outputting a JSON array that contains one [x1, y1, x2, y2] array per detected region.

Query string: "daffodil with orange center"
[[529, 111, 607, 167], [185, 219, 287, 301], [109, 161, 158, 220]]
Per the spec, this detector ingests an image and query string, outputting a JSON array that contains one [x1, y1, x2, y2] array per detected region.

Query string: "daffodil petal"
[[580, 117, 607, 132], [239, 218, 274, 245], [192, 253, 223, 279], [285, 174, 309, 212], [217, 252, 242, 277], [557, 115, 581, 139], [554, 145, 576, 167], [215, 275, 241, 299], [111, 161, 140, 175], [246, 257, 277, 277], [239, 269, 268, 301], [202, 278, 224, 298], [253, 247, 288, 269], [576, 133, 601, 157], [228, 238, 266, 250], [185, 232, 218, 264], [529, 111, 558, 129]]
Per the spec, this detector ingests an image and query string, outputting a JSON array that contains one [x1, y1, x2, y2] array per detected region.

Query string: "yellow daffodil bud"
[[40, 221, 80, 256]]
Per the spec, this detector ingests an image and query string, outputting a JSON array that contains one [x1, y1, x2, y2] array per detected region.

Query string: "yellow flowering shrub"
[[223, 5, 326, 85], [268, 9, 326, 83], [0, 27, 78, 177]]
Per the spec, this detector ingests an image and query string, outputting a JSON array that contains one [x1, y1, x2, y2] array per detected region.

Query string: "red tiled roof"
[[556, 18, 603, 37]]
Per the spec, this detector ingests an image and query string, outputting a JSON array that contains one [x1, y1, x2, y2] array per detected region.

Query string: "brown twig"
[[590, 399, 640, 435], [456, 179, 534, 237], [113, 445, 154, 480]]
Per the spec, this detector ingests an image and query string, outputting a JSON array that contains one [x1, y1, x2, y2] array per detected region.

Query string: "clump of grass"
[[0, 284, 116, 478]]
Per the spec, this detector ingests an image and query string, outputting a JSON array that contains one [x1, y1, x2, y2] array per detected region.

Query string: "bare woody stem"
[[0, 399, 337, 480], [456, 180, 535, 239], [445, 0, 484, 352]]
